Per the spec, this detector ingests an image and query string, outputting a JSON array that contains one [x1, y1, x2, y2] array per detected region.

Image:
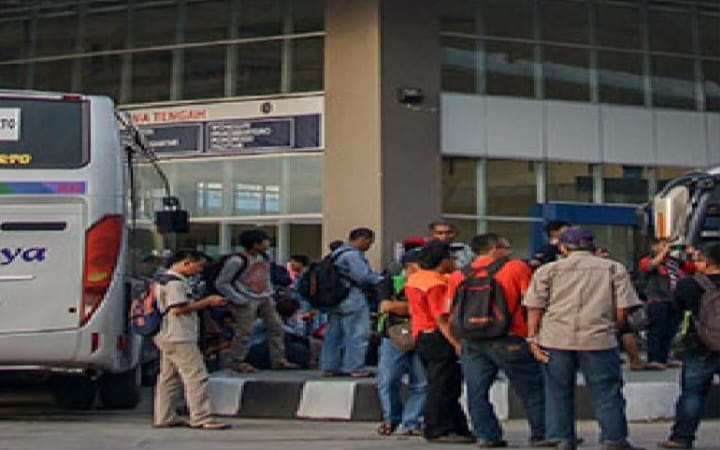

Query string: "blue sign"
[[207, 119, 292, 151], [142, 124, 202, 153]]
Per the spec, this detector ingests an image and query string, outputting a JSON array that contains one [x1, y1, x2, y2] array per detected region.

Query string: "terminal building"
[[1, 0, 719, 268]]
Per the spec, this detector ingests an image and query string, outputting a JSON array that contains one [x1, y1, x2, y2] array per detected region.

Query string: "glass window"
[[547, 161, 593, 203], [176, 223, 220, 257], [0, 64, 26, 89], [584, 224, 636, 269], [132, 4, 177, 48], [602, 164, 649, 204], [182, 45, 226, 100], [439, 0, 476, 34], [292, 0, 324, 33], [598, 50, 645, 106], [443, 158, 476, 215], [596, 3, 642, 50], [648, 7, 692, 54], [80, 54, 123, 101], [481, 220, 534, 260], [543, 45, 590, 101], [699, 13, 720, 58], [184, 0, 231, 43], [704, 60, 720, 112], [36, 13, 78, 57], [155, 155, 321, 218], [84, 9, 127, 53], [483, 0, 533, 39], [236, 41, 281, 96], [289, 224, 322, 262], [651, 55, 696, 110], [442, 36, 477, 94], [0, 19, 32, 61], [541, 0, 589, 44], [487, 159, 538, 216], [286, 156, 323, 214], [237, 0, 283, 38], [485, 39, 535, 97], [290, 37, 324, 93], [32, 59, 73, 93], [130, 51, 172, 103], [446, 218, 478, 246]]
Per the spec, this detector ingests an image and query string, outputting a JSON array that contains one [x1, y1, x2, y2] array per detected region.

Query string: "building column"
[[324, 0, 441, 267]]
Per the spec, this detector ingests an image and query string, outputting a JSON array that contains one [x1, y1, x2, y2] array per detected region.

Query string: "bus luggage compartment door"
[[0, 201, 84, 333]]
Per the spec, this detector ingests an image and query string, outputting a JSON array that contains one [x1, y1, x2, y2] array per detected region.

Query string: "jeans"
[[416, 331, 471, 439], [320, 303, 370, 374], [669, 351, 720, 445], [543, 347, 629, 445], [377, 338, 427, 431], [462, 336, 545, 442], [647, 301, 679, 364]]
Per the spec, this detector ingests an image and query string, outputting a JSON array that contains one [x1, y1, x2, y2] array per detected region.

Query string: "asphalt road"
[[0, 388, 717, 450]]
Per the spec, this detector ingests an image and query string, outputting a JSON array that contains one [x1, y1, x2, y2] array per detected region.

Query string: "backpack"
[[202, 252, 269, 296], [129, 273, 182, 337], [691, 274, 720, 352], [296, 248, 354, 309], [449, 257, 510, 340]]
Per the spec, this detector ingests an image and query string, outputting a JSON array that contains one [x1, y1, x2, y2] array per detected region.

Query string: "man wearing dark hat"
[[523, 227, 645, 450]]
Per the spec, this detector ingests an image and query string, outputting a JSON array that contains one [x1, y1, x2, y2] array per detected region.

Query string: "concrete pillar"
[[324, 0, 441, 267]]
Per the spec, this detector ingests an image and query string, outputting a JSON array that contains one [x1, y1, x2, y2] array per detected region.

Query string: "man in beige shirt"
[[523, 227, 644, 450]]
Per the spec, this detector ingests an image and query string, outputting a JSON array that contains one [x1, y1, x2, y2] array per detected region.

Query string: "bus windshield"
[[0, 97, 88, 169]]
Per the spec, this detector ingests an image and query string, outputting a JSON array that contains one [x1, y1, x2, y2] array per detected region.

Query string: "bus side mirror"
[[155, 196, 189, 234], [155, 210, 189, 234]]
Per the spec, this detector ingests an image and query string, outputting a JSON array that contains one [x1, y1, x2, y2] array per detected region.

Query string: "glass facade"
[[440, 0, 720, 111], [0, 0, 324, 103]]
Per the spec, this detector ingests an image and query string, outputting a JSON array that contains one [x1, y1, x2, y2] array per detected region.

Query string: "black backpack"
[[450, 257, 510, 340], [296, 248, 354, 309]]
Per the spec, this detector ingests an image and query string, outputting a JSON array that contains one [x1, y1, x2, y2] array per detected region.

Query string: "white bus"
[[0, 90, 180, 409]]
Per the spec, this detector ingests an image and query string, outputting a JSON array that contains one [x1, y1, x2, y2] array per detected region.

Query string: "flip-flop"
[[152, 420, 188, 428], [189, 422, 231, 430]]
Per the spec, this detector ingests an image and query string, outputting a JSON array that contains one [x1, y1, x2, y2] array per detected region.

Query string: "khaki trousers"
[[153, 340, 213, 426], [223, 297, 286, 367]]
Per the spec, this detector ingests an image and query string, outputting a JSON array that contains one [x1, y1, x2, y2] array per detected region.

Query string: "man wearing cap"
[[523, 227, 645, 450], [374, 248, 427, 437]]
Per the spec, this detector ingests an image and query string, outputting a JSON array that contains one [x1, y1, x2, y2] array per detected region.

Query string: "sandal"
[[271, 359, 300, 370], [190, 421, 231, 430], [230, 362, 260, 374], [400, 428, 423, 436], [152, 420, 187, 428], [375, 421, 399, 436], [349, 370, 374, 378]]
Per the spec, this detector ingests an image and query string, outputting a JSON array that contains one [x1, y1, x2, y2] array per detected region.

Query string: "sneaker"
[[426, 433, 476, 444], [658, 440, 692, 449], [603, 441, 646, 450], [476, 439, 508, 448]]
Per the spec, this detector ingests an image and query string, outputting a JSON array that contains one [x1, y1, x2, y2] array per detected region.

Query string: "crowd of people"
[[147, 221, 720, 450]]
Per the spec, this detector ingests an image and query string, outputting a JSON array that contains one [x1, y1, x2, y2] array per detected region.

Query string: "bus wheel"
[[51, 376, 96, 410], [99, 367, 140, 409]]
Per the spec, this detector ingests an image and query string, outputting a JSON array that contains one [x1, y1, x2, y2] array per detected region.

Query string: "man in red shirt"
[[406, 241, 474, 444], [447, 233, 549, 448]]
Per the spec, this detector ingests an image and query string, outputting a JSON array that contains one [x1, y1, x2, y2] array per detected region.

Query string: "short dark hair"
[[167, 249, 206, 266], [417, 241, 452, 270], [239, 229, 271, 249], [290, 254, 309, 266], [544, 220, 570, 235], [699, 243, 720, 266], [349, 227, 374, 241], [428, 220, 453, 231], [470, 233, 504, 255]]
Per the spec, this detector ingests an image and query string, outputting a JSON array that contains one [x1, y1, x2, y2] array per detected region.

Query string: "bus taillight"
[[81, 215, 124, 326]]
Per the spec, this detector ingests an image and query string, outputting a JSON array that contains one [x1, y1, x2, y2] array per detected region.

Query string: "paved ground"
[[0, 387, 718, 450]]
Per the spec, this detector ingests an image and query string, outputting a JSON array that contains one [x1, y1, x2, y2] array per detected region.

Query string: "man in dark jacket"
[[659, 243, 720, 449]]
